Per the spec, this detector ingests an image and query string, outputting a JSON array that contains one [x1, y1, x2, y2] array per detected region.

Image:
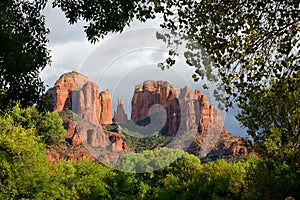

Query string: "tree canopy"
[[0, 105, 299, 199], [0, 0, 50, 111], [0, 1, 299, 199], [153, 0, 300, 106]]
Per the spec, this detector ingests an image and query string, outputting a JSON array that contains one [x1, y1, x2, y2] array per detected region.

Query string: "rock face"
[[114, 98, 128, 124], [131, 80, 248, 157], [99, 90, 113, 125], [132, 80, 180, 135], [48, 71, 112, 125], [131, 80, 223, 136], [47, 71, 128, 163]]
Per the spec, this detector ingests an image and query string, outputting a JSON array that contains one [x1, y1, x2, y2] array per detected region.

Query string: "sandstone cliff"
[[47, 71, 128, 163], [48, 71, 112, 125], [131, 80, 224, 136], [130, 80, 248, 157]]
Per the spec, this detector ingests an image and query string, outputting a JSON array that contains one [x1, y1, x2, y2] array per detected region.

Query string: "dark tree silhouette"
[[0, 0, 50, 111]]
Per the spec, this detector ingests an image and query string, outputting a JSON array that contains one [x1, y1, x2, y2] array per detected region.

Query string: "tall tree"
[[151, 0, 300, 161], [0, 0, 50, 111], [154, 0, 300, 106], [237, 72, 300, 164]]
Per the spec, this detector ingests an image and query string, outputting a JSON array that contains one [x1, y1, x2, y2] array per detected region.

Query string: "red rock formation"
[[48, 71, 112, 125], [131, 80, 248, 157], [131, 80, 221, 137], [131, 80, 181, 135], [114, 98, 128, 124], [46, 118, 130, 163], [206, 132, 250, 158], [46, 71, 126, 163], [46, 144, 95, 163], [99, 90, 113, 124]]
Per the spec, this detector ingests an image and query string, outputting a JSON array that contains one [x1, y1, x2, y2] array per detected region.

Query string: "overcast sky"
[[40, 2, 248, 138]]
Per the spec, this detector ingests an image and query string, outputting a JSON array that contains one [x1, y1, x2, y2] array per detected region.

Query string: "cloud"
[[43, 1, 88, 45], [40, 40, 97, 88]]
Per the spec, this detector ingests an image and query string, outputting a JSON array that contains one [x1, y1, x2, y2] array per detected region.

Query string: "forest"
[[0, 0, 299, 199], [0, 105, 298, 199]]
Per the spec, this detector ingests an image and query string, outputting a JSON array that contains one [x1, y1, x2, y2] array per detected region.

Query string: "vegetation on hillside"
[[104, 122, 169, 153], [0, 106, 299, 199]]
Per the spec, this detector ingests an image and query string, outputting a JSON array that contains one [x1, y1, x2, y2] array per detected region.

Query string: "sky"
[[40, 2, 247, 138]]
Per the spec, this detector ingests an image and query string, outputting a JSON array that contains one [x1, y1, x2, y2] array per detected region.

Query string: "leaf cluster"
[[0, 0, 50, 110]]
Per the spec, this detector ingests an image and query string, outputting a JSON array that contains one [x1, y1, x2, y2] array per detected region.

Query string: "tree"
[[116, 148, 185, 173], [1, 0, 295, 164], [2, 0, 295, 150], [0, 0, 50, 111], [52, 0, 155, 43], [72, 160, 112, 199], [53, 0, 299, 95], [50, 160, 113, 199], [156, 158, 247, 200], [237, 72, 300, 164], [242, 156, 300, 200], [154, 0, 300, 103], [5, 105, 66, 145], [0, 110, 53, 199], [166, 0, 299, 164]]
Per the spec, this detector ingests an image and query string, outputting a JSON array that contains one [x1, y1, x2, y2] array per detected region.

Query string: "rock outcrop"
[[99, 90, 113, 124], [114, 98, 128, 124], [48, 71, 112, 125], [131, 80, 224, 136], [47, 71, 128, 163], [131, 80, 248, 157]]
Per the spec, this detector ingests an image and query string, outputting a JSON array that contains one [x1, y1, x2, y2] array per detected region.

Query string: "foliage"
[[4, 104, 66, 145], [52, 0, 156, 43], [0, 0, 50, 111], [237, 73, 300, 165], [53, 0, 299, 104], [0, 108, 298, 199], [0, 107, 111, 199], [112, 149, 202, 199], [122, 129, 168, 153], [154, 0, 299, 107], [108, 171, 151, 200], [242, 156, 300, 200], [156, 159, 247, 200], [152, 1, 300, 165], [0, 1, 299, 199], [72, 160, 112, 199], [117, 148, 185, 173], [51, 160, 114, 199], [0, 114, 52, 199], [155, 0, 300, 166], [104, 122, 168, 153]]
